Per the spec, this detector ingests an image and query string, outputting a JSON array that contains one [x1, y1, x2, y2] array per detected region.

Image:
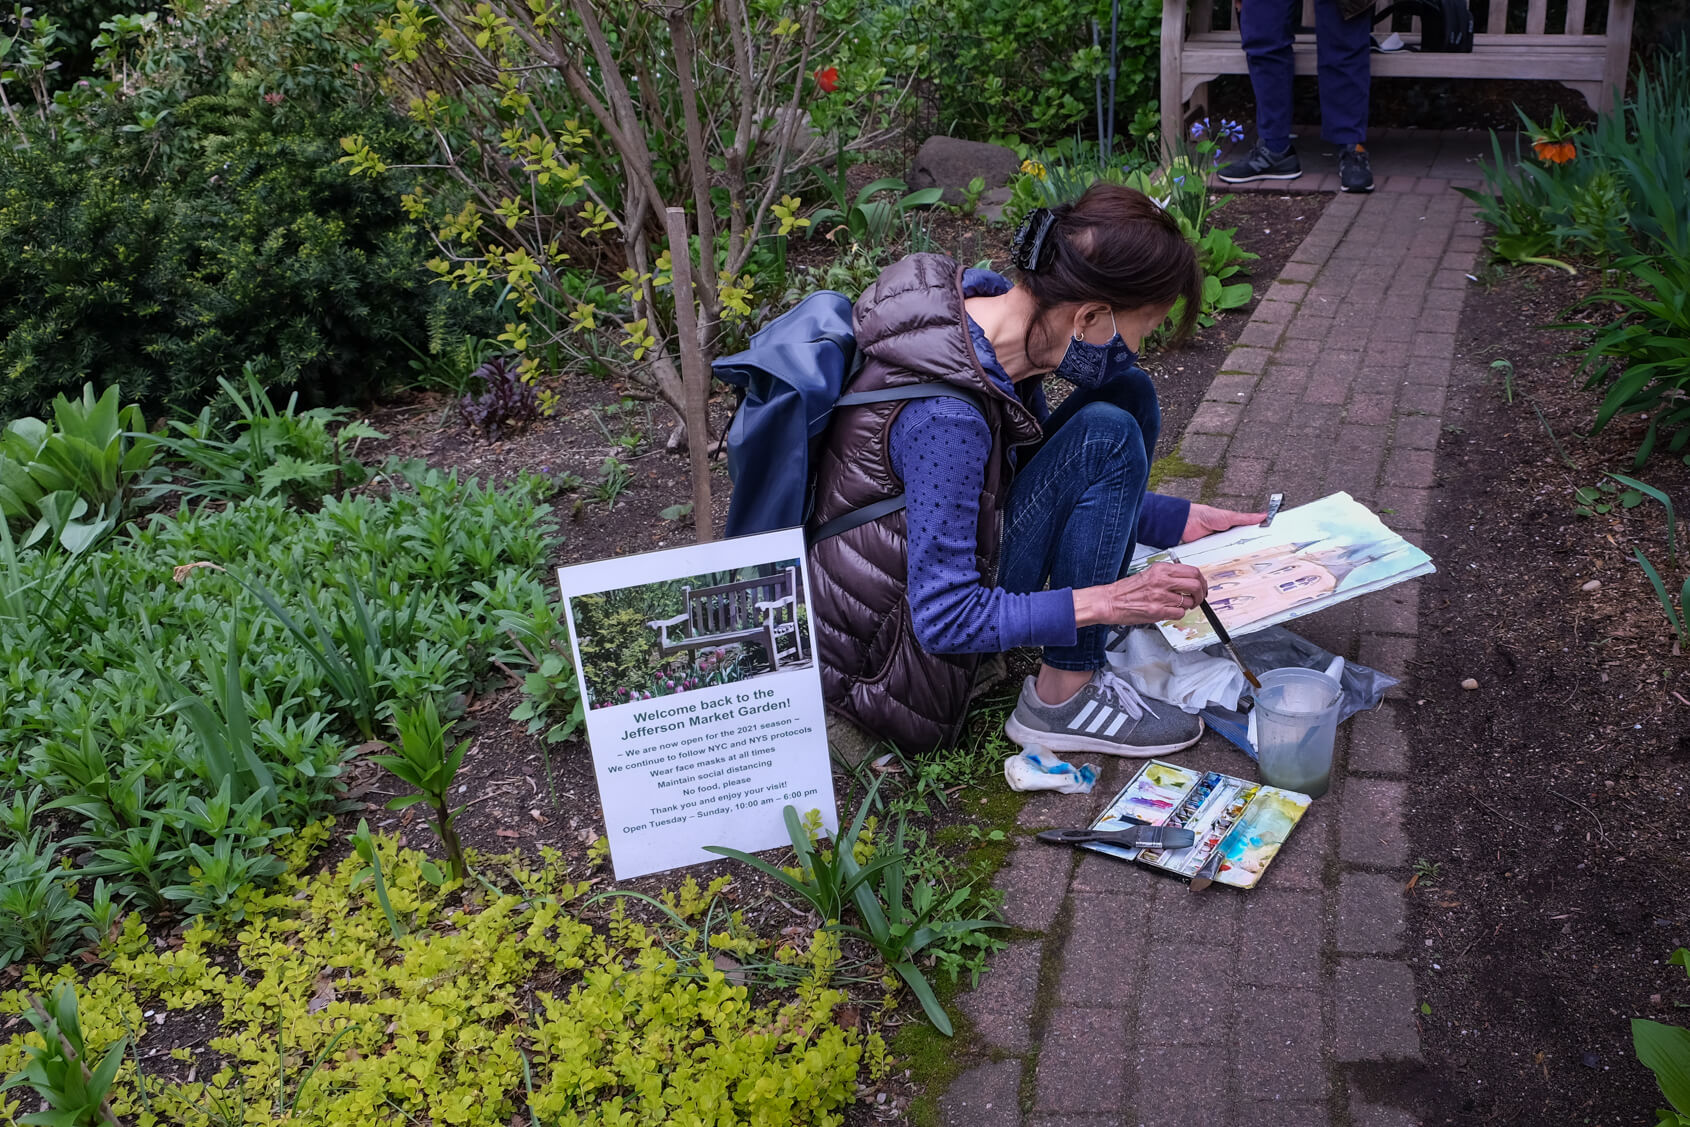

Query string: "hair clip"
[[1011, 208, 1059, 273]]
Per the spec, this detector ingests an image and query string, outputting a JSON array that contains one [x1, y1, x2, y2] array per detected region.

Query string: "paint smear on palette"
[[1137, 772, 1257, 877], [1084, 760, 1199, 862], [1212, 788, 1312, 889]]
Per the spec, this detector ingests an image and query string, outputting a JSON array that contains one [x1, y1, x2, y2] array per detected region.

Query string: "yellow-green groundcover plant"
[[0, 827, 880, 1125]]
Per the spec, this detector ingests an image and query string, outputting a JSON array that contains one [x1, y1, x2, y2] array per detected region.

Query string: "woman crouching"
[[807, 184, 1262, 756]]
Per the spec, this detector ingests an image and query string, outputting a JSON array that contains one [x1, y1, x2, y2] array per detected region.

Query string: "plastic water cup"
[[1252, 667, 1341, 798]]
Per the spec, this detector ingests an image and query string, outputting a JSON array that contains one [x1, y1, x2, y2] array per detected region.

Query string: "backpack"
[[712, 290, 983, 541], [1374, 0, 1474, 52]]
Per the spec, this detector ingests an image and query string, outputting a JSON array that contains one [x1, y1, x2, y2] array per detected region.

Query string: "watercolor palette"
[[1082, 760, 1311, 889]]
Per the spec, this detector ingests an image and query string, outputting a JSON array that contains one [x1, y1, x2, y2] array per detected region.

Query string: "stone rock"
[[826, 712, 878, 766], [1460, 677, 1478, 691], [977, 186, 1015, 225], [1582, 579, 1601, 592], [908, 136, 1022, 206]]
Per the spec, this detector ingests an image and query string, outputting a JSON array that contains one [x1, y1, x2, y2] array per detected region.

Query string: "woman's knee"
[[1067, 402, 1151, 478]]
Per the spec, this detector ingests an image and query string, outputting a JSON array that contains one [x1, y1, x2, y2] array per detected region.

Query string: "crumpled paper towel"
[[1002, 749, 1099, 794]]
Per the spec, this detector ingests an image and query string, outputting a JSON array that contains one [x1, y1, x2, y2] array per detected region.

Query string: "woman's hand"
[[1181, 503, 1267, 544], [1073, 562, 1209, 627]]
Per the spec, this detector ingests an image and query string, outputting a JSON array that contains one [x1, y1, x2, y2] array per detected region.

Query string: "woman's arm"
[[892, 400, 1077, 654]]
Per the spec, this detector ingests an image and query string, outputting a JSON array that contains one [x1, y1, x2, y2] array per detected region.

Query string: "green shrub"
[[0, 383, 158, 554], [0, 102, 468, 421], [906, 0, 1161, 142], [0, 839, 878, 1126]]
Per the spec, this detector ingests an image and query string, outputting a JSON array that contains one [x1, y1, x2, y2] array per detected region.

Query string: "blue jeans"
[[1240, 0, 1372, 150], [997, 372, 1159, 672]]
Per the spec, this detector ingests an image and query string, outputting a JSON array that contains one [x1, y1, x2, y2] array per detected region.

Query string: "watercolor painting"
[[1148, 492, 1435, 652]]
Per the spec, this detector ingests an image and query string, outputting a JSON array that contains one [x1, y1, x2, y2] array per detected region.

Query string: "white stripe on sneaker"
[[1085, 707, 1113, 734], [1105, 713, 1129, 737], [1068, 701, 1098, 730]]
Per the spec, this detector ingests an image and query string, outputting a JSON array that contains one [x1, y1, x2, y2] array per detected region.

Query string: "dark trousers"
[[1240, 0, 1372, 150]]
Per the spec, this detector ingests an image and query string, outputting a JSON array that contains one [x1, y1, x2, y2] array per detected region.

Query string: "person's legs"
[[998, 373, 1204, 756], [1313, 0, 1372, 146], [1239, 0, 1300, 153], [997, 395, 1205, 755], [998, 396, 1152, 675]]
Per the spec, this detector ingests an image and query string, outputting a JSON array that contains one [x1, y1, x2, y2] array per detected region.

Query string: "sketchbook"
[[1139, 491, 1435, 653], [1083, 760, 1311, 889]]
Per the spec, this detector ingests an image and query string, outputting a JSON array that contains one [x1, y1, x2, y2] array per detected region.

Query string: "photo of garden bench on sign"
[[574, 559, 812, 711]]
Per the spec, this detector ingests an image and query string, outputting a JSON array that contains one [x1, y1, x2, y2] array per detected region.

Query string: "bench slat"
[[1179, 38, 1608, 82], [1486, 0, 1507, 34], [1185, 30, 1617, 47], [1564, 0, 1588, 34], [1526, 0, 1548, 34]]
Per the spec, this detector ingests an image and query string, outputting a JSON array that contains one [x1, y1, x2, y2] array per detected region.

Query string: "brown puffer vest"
[[807, 254, 1042, 753]]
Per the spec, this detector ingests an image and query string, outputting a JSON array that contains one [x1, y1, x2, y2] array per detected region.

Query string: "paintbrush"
[[1198, 600, 1262, 691]]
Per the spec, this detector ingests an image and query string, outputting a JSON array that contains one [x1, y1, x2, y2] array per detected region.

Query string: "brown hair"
[[1015, 184, 1202, 357]]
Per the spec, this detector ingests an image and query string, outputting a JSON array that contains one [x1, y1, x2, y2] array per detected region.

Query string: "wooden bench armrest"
[[754, 597, 795, 613], [649, 614, 689, 628]]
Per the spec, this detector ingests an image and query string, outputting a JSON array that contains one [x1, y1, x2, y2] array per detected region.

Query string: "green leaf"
[[1608, 474, 1678, 557], [1632, 549, 1688, 645], [893, 960, 952, 1036], [1217, 281, 1254, 310], [659, 503, 693, 521], [701, 846, 828, 916], [1634, 1018, 1690, 1115]]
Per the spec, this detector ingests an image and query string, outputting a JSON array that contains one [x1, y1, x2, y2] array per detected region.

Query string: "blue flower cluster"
[[1190, 117, 1246, 144]]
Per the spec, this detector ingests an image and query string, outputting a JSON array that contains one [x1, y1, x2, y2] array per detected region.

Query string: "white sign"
[[556, 527, 836, 880]]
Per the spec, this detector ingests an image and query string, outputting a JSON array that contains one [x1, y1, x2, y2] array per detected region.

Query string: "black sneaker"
[[1217, 142, 1302, 184], [1339, 144, 1375, 193]]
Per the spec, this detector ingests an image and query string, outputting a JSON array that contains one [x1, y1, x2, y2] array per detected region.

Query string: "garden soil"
[[1388, 264, 1690, 1125]]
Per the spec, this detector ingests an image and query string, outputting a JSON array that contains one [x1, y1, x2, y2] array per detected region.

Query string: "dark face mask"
[[1052, 311, 1137, 389]]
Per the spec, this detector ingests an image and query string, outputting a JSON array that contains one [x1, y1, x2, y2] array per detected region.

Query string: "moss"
[[896, 732, 1030, 1127], [1146, 449, 1212, 491], [894, 1006, 986, 1127]]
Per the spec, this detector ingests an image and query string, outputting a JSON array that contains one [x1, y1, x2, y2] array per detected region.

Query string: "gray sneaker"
[[1003, 671, 1204, 757]]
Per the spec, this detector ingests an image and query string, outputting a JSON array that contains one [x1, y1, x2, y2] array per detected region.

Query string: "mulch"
[[1393, 262, 1690, 1125]]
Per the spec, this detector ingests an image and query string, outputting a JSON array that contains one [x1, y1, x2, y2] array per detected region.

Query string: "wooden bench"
[[648, 567, 806, 670], [1160, 0, 1637, 157]]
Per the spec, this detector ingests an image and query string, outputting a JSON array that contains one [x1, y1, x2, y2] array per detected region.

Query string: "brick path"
[[940, 137, 1489, 1127]]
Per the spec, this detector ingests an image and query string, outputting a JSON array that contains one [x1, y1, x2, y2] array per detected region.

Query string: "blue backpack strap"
[[808, 383, 985, 545]]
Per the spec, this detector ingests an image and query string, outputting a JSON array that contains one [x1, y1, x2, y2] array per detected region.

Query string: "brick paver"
[[938, 135, 1476, 1127]]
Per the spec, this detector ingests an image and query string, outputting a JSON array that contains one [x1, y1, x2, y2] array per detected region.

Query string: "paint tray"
[[1080, 760, 1312, 889]]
